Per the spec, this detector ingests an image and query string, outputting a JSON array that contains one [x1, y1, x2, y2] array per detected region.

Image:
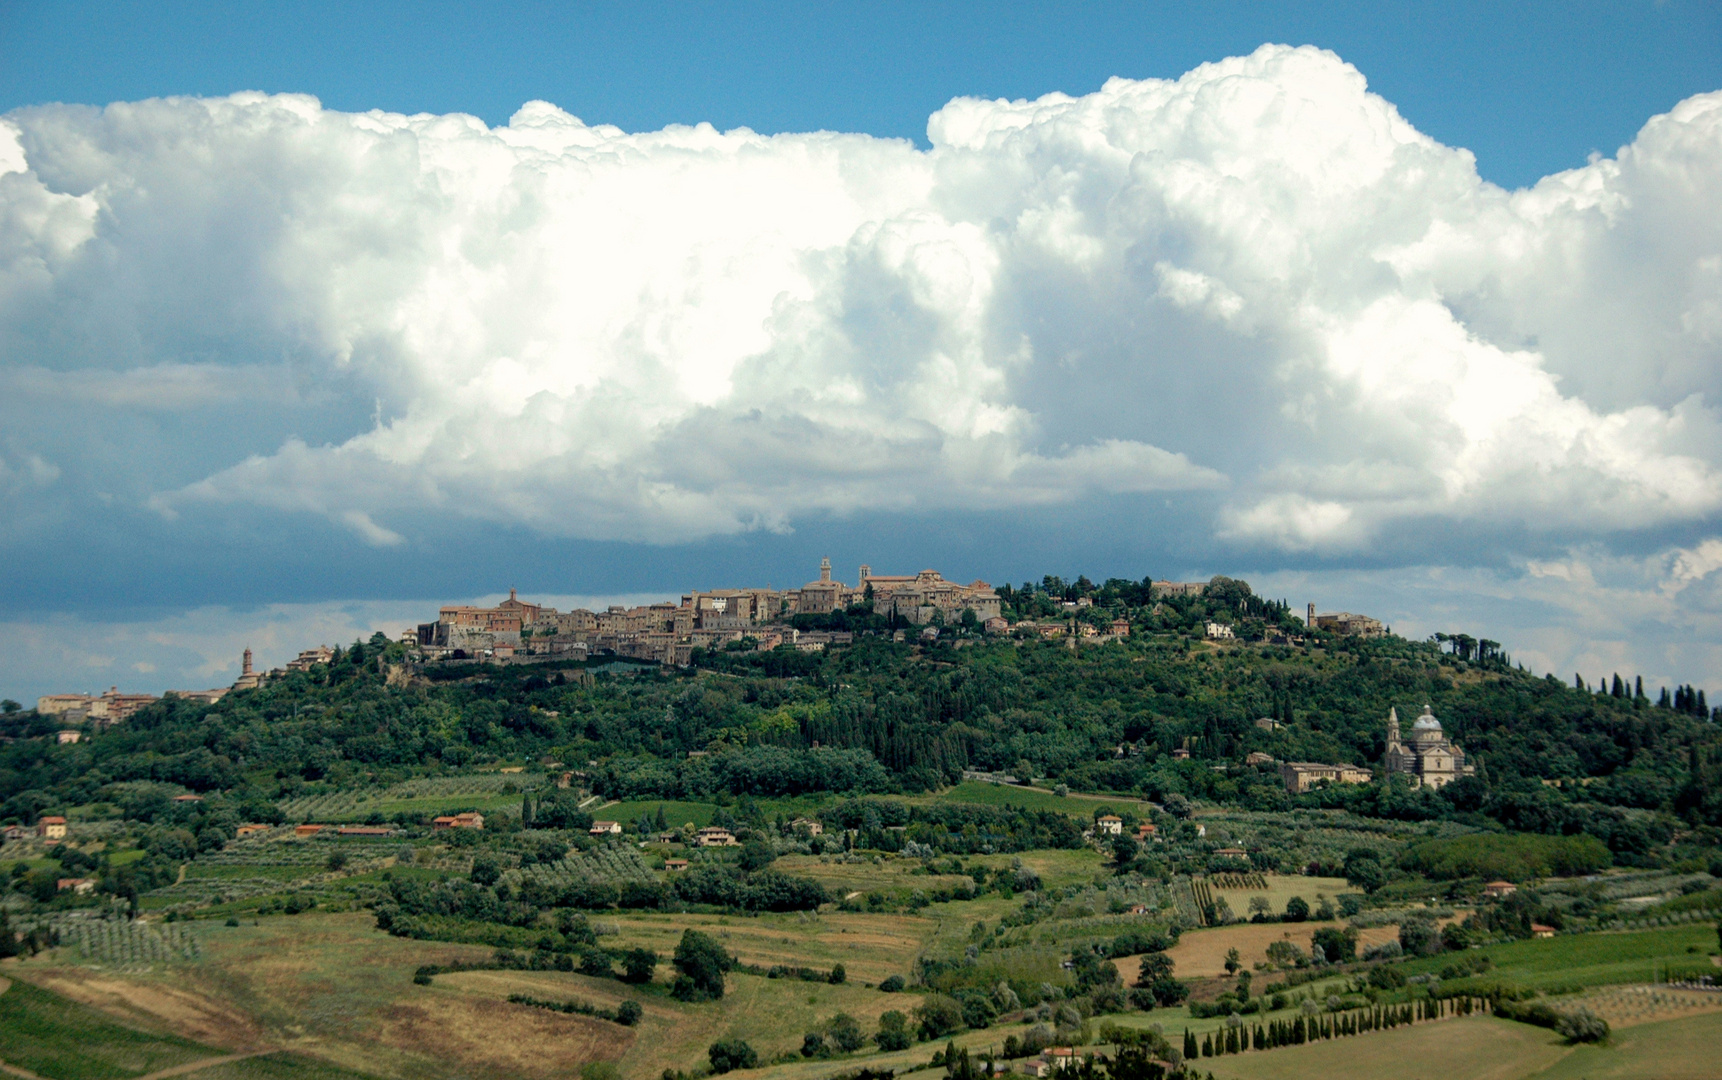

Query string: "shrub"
[[616, 1000, 642, 1026], [1284, 896, 1309, 922], [829, 962, 847, 984], [708, 1039, 758, 1073], [672, 929, 733, 1001], [1556, 1007, 1610, 1044], [879, 974, 905, 993], [915, 994, 965, 1040], [876, 1010, 912, 1051]]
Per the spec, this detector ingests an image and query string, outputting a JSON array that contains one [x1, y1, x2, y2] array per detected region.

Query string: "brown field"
[[597, 909, 934, 984], [1203, 1015, 1570, 1080], [1158, 921, 1406, 978]]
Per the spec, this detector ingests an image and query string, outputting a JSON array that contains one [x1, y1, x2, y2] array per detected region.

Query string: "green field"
[[919, 782, 1154, 815], [0, 976, 218, 1079], [1527, 1010, 1722, 1080], [1403, 925, 1719, 990], [1203, 1015, 1571, 1080]]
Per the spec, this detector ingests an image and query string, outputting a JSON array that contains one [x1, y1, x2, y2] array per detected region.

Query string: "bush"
[[616, 1000, 642, 1026], [622, 947, 659, 984], [708, 1039, 758, 1073], [915, 994, 965, 1040], [1556, 1006, 1610, 1044], [879, 975, 905, 993], [876, 1010, 913, 1051], [829, 962, 847, 984], [673, 929, 733, 1001], [1284, 896, 1309, 922]]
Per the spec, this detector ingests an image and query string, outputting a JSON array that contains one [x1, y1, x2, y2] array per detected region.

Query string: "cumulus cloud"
[[0, 45, 1718, 553]]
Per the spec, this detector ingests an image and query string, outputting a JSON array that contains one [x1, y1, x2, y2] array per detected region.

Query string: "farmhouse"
[[57, 877, 97, 894], [294, 824, 325, 836], [432, 812, 485, 830], [1482, 880, 1518, 899], [663, 859, 690, 872], [1095, 815, 1123, 836], [695, 826, 739, 847], [235, 824, 270, 839], [1531, 924, 1557, 939], [36, 815, 67, 840], [589, 820, 623, 836]]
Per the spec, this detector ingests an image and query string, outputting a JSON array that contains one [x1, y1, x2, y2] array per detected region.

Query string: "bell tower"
[[1387, 706, 1400, 745], [242, 648, 253, 677], [819, 557, 831, 583]]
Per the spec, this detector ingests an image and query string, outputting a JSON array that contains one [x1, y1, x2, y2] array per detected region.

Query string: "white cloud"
[[0, 45, 1717, 554]]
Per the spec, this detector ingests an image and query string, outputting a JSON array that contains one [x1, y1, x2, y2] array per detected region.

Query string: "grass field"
[[1203, 1016, 1570, 1080], [0, 975, 223, 1079], [1202, 874, 1352, 917], [1162, 919, 1401, 978], [918, 782, 1155, 816], [1402, 925, 1719, 990], [1525, 1010, 1722, 1079]]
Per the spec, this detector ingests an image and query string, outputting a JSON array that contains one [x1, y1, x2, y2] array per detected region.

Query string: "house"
[[432, 812, 484, 830], [57, 877, 97, 894], [1134, 823, 1158, 841], [790, 817, 823, 836], [589, 820, 623, 836], [36, 816, 67, 840], [1245, 751, 1276, 766], [1215, 847, 1249, 861], [172, 794, 204, 803], [1205, 622, 1235, 641], [235, 824, 271, 839], [2, 825, 28, 843], [1171, 747, 1191, 761], [56, 730, 82, 744], [1531, 924, 1557, 939], [695, 826, 739, 847], [1095, 814, 1123, 836], [984, 617, 1009, 634], [1482, 880, 1518, 899], [1128, 904, 1152, 915], [294, 824, 325, 837], [663, 859, 690, 872], [1279, 761, 1373, 794], [337, 826, 396, 837]]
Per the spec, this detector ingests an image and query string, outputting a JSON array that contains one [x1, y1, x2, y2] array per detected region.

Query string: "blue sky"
[[0, 1, 1720, 702]]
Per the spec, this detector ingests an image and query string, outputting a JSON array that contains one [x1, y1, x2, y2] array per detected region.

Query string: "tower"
[[242, 648, 253, 677], [1387, 706, 1400, 745], [819, 557, 831, 583], [1307, 602, 1316, 627], [859, 564, 871, 587]]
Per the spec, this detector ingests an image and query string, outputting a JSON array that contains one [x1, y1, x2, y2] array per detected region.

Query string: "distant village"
[[34, 560, 1403, 796]]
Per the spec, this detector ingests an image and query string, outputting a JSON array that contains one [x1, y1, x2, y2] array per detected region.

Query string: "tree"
[[707, 1039, 758, 1073], [621, 947, 659, 984], [672, 929, 733, 1001], [828, 962, 847, 984], [1284, 896, 1309, 922], [876, 1010, 913, 1051], [468, 853, 501, 887], [580, 947, 614, 977], [616, 1000, 642, 1026], [915, 994, 965, 1040], [1310, 926, 1357, 963], [738, 839, 777, 872], [828, 1012, 865, 1052], [1224, 947, 1241, 975]]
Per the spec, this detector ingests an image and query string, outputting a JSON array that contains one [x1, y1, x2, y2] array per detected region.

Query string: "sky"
[[0, 1, 1720, 702]]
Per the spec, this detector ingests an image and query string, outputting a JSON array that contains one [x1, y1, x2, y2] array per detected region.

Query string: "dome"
[[1411, 705, 1443, 735]]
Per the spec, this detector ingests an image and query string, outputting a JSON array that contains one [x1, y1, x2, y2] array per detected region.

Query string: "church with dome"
[[1383, 705, 1476, 789]]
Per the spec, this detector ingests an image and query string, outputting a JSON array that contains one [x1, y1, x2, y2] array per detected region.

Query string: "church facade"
[[1383, 705, 1476, 789]]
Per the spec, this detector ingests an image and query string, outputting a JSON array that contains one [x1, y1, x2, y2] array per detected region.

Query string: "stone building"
[[1279, 760, 1373, 794], [1382, 705, 1476, 789]]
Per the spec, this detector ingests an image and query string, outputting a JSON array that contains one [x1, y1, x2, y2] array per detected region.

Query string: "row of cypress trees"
[[1182, 995, 1485, 1059]]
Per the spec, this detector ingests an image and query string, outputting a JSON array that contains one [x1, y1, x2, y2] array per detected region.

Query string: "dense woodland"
[[3, 576, 1721, 864]]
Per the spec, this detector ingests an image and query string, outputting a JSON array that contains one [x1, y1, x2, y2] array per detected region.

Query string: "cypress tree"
[[1184, 1030, 1198, 1060], [1201, 1034, 1213, 1057]]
